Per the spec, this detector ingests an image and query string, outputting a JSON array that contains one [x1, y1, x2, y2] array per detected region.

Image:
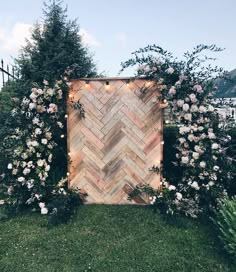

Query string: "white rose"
[[177, 99, 184, 107], [184, 113, 192, 121], [41, 207, 48, 215], [212, 143, 219, 150], [191, 181, 200, 190], [168, 185, 176, 191], [192, 152, 199, 160], [199, 106, 207, 113], [23, 168, 31, 175], [213, 165, 220, 171], [31, 141, 39, 147], [182, 103, 190, 111], [188, 134, 195, 142], [198, 126, 204, 131], [45, 165, 50, 172], [37, 159, 44, 167], [39, 202, 45, 208], [35, 128, 42, 135], [178, 138, 186, 144], [41, 138, 48, 145], [190, 105, 198, 112], [29, 103, 36, 110], [181, 156, 189, 164], [7, 163, 13, 169], [47, 88, 54, 96], [18, 177, 25, 183], [200, 161, 206, 168], [208, 105, 214, 112], [208, 181, 215, 186], [208, 132, 216, 139], [176, 192, 182, 200], [168, 87, 176, 95]]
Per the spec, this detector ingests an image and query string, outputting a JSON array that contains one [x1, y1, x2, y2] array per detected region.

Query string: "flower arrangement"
[[121, 44, 234, 216], [0, 73, 85, 225]]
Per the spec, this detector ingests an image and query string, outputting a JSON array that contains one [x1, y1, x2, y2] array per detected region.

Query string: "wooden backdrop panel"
[[67, 79, 163, 204]]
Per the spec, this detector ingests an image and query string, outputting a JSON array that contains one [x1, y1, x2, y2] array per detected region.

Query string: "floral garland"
[[122, 45, 234, 216]]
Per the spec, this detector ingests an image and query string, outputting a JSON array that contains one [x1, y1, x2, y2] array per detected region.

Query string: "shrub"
[[214, 196, 236, 258]]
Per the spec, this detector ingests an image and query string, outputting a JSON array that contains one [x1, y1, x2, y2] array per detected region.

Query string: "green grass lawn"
[[0, 205, 235, 272]]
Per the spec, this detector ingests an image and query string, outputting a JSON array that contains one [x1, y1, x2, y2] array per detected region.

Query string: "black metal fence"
[[0, 59, 18, 89]]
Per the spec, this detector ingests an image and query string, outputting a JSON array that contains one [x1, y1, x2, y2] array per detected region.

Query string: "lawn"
[[0, 205, 235, 272]]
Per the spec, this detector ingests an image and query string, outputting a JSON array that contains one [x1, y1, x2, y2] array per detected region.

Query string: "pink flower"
[[168, 87, 176, 95], [193, 85, 203, 93]]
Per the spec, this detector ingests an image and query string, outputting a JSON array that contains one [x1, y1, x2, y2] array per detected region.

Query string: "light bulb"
[[69, 94, 73, 98], [161, 141, 164, 145], [65, 114, 68, 119], [60, 134, 65, 138], [68, 152, 71, 156], [67, 172, 70, 176], [105, 81, 110, 89]]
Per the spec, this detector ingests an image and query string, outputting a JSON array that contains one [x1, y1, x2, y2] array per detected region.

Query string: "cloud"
[[79, 28, 101, 47], [0, 22, 32, 54], [114, 32, 127, 44]]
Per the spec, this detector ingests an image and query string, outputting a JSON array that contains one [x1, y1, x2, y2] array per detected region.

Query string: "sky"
[[0, 0, 236, 77]]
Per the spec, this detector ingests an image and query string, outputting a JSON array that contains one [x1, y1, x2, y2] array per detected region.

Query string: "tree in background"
[[16, 0, 97, 87]]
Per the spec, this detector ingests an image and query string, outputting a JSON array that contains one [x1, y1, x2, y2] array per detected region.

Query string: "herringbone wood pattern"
[[67, 79, 163, 204]]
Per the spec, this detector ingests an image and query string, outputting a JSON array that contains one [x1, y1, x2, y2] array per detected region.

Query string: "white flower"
[[208, 132, 216, 139], [39, 202, 45, 208], [213, 165, 220, 171], [188, 134, 195, 142], [176, 192, 182, 200], [189, 93, 198, 103], [192, 152, 199, 160], [177, 99, 184, 107], [7, 163, 13, 169], [47, 88, 54, 96], [168, 87, 176, 95], [178, 138, 186, 144], [0, 200, 5, 205], [182, 103, 190, 111], [18, 177, 25, 183], [35, 128, 42, 135], [45, 165, 50, 172], [23, 168, 31, 175], [199, 106, 207, 113], [194, 145, 203, 154], [198, 126, 204, 131], [41, 207, 48, 215], [36, 89, 43, 95], [12, 169, 18, 175], [57, 121, 63, 128], [190, 105, 198, 112], [47, 103, 58, 113], [208, 105, 214, 112], [191, 181, 200, 190], [168, 185, 176, 191], [193, 85, 203, 93], [212, 143, 219, 150], [41, 138, 48, 145], [179, 126, 190, 135], [200, 161, 206, 168], [48, 154, 53, 162], [45, 132, 52, 139], [166, 67, 174, 74], [29, 92, 37, 101], [29, 103, 36, 110], [208, 181, 215, 186], [37, 159, 44, 167], [181, 156, 189, 164], [32, 117, 40, 125], [43, 80, 49, 85], [31, 141, 39, 147], [184, 113, 192, 121]]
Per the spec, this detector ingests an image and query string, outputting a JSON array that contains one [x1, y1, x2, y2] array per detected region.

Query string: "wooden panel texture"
[[67, 79, 163, 204]]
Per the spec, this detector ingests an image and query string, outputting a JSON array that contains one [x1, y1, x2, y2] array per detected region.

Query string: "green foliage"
[[0, 205, 235, 271], [16, 0, 97, 87], [214, 196, 236, 258]]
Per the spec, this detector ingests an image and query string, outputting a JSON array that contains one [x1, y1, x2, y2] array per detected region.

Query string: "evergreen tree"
[[16, 0, 97, 86]]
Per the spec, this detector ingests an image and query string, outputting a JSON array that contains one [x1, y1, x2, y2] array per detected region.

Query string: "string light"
[[69, 94, 73, 98], [68, 152, 71, 156], [67, 172, 70, 176], [161, 141, 164, 145], [85, 80, 89, 88], [163, 99, 167, 103], [165, 120, 170, 124], [146, 81, 151, 87], [105, 81, 110, 89], [65, 114, 68, 119], [60, 134, 65, 138], [126, 79, 130, 87]]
